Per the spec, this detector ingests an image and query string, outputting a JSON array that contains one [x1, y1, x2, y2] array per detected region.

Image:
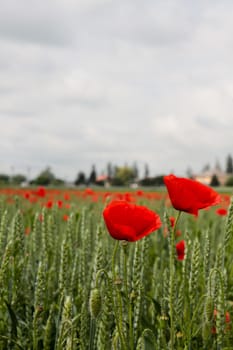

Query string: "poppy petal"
[[103, 200, 162, 242], [164, 174, 221, 215]]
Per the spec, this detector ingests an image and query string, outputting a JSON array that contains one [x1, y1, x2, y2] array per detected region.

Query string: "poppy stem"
[[111, 240, 128, 350], [122, 241, 134, 350], [173, 211, 182, 235], [169, 210, 182, 350]]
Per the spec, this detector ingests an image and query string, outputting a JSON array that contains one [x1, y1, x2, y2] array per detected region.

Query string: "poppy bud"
[[205, 297, 214, 321], [176, 240, 185, 260], [225, 311, 230, 323], [89, 288, 101, 318], [216, 208, 227, 216]]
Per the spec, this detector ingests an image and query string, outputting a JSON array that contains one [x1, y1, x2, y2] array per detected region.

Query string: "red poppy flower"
[[36, 187, 46, 198], [25, 227, 31, 236], [136, 190, 144, 196], [225, 311, 231, 324], [164, 174, 221, 216], [212, 309, 231, 334], [176, 240, 185, 260], [103, 200, 162, 242], [57, 200, 63, 209], [63, 214, 69, 221], [124, 192, 135, 203], [84, 188, 95, 196], [64, 193, 70, 201], [24, 192, 30, 200], [216, 208, 228, 216], [175, 229, 182, 237], [45, 200, 53, 209], [169, 216, 175, 228]]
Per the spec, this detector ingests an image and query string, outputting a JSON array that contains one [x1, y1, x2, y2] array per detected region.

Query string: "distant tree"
[[144, 163, 150, 179], [0, 174, 10, 185], [139, 175, 165, 186], [111, 166, 135, 186], [202, 164, 210, 172], [11, 174, 27, 185], [31, 167, 55, 186], [53, 178, 65, 186], [132, 162, 139, 180], [225, 176, 233, 186], [106, 162, 113, 179], [226, 154, 233, 174], [113, 165, 118, 178], [210, 174, 220, 187], [88, 165, 97, 184], [75, 172, 86, 186]]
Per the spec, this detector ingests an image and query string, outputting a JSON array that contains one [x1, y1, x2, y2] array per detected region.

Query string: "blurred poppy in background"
[[176, 240, 185, 260]]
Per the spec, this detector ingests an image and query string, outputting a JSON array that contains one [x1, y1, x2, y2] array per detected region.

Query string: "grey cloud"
[[74, 0, 201, 49], [0, 2, 72, 46], [195, 116, 228, 130], [0, 110, 37, 118], [0, 0, 233, 180]]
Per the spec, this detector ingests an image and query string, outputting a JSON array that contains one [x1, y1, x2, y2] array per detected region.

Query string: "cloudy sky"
[[1, 0, 233, 181]]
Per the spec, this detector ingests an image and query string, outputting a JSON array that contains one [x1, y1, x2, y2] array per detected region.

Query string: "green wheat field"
[[0, 187, 232, 350]]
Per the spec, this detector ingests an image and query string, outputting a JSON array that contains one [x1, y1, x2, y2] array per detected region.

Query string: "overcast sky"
[[1, 0, 233, 181]]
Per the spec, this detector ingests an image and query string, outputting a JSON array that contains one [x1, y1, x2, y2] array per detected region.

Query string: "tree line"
[[0, 163, 158, 187], [0, 154, 233, 187]]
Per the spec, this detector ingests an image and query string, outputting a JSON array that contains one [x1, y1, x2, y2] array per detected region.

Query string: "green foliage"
[[88, 165, 97, 185], [225, 175, 233, 186], [210, 174, 220, 187], [30, 167, 65, 186], [0, 174, 10, 184], [111, 166, 136, 186], [31, 167, 56, 186], [31, 167, 55, 185], [74, 172, 86, 186], [11, 174, 27, 185], [226, 154, 233, 174], [139, 175, 165, 186]]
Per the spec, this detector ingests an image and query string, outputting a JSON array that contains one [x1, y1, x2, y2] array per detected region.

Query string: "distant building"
[[193, 168, 229, 186], [95, 175, 110, 187]]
